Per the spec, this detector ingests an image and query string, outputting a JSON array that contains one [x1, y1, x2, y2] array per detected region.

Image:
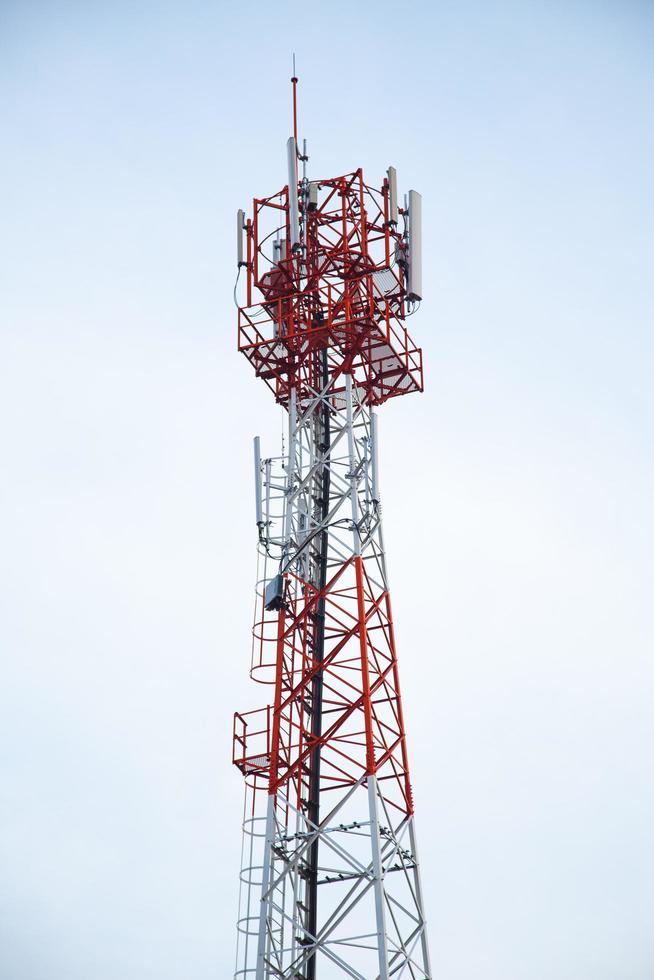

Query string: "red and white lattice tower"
[[232, 75, 431, 979]]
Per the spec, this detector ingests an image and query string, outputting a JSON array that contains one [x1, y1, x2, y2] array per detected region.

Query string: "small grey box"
[[264, 574, 285, 611]]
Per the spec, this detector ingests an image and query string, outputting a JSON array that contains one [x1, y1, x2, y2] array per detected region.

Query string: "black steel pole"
[[305, 348, 330, 979]]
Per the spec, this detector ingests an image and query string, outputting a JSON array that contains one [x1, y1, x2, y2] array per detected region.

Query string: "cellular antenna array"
[[231, 72, 431, 979]]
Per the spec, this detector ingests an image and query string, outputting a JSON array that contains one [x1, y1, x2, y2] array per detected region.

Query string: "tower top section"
[[235, 76, 424, 409]]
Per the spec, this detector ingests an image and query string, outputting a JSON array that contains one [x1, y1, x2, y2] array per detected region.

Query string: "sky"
[[1, 1, 653, 977]]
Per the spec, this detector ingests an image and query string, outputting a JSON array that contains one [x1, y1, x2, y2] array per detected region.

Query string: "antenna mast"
[[232, 72, 429, 979], [291, 54, 298, 145]]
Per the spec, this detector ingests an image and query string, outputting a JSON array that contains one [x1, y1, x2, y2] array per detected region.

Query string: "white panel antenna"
[[407, 189, 422, 301], [308, 181, 318, 212], [253, 436, 263, 526], [286, 137, 300, 248], [237, 209, 245, 267], [387, 167, 398, 225]]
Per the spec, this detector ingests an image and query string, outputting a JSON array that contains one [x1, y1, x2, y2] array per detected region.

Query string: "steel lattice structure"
[[232, 77, 431, 979]]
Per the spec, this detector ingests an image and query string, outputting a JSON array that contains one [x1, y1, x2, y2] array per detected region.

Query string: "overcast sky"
[[1, 2, 653, 978]]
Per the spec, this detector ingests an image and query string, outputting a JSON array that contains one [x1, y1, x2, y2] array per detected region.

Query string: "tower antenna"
[[232, 75, 429, 979], [291, 53, 298, 145]]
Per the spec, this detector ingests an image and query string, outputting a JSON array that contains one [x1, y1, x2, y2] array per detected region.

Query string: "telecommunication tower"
[[232, 74, 431, 979]]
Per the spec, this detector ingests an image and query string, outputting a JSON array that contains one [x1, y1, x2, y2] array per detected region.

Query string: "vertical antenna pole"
[[291, 54, 298, 146], [370, 410, 380, 504], [253, 436, 262, 527]]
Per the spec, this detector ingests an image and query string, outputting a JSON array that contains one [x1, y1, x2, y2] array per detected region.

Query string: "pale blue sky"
[[1, 2, 653, 978]]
